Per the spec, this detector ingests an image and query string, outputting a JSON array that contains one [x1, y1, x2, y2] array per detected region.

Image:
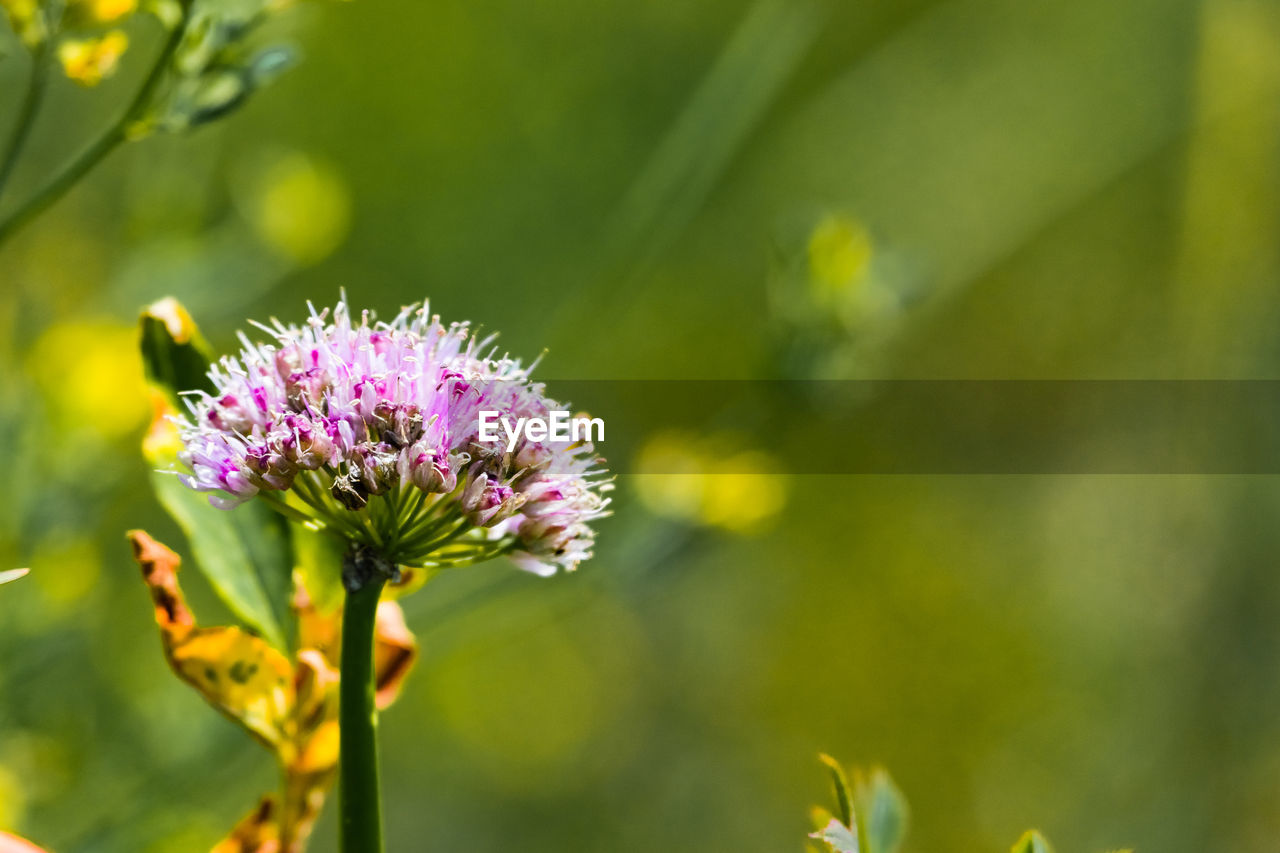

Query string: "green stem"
[[340, 574, 387, 853], [392, 507, 464, 553], [0, 35, 52, 202], [0, 3, 190, 246], [258, 491, 319, 525]]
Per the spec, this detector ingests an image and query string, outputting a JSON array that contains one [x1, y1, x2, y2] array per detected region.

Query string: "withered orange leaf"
[[130, 531, 294, 748], [210, 797, 278, 853], [129, 529, 418, 853], [374, 601, 417, 709]]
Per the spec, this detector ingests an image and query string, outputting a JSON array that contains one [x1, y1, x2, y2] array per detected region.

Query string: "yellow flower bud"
[[807, 214, 873, 301], [57, 29, 129, 86], [88, 0, 136, 21], [0, 0, 47, 48]]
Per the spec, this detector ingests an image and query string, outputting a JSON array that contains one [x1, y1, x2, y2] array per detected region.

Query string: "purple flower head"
[[175, 297, 611, 575]]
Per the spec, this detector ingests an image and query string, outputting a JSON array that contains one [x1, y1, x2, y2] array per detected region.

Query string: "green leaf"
[[139, 297, 294, 651], [1011, 831, 1055, 853], [138, 297, 216, 407], [151, 468, 295, 651], [856, 768, 907, 853], [819, 753, 855, 828], [811, 818, 859, 853], [0, 568, 30, 586]]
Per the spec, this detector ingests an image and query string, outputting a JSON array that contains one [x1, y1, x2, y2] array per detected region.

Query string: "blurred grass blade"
[[0, 568, 30, 585], [763, 0, 1197, 302], [139, 296, 216, 407], [818, 753, 855, 828], [606, 0, 823, 273]]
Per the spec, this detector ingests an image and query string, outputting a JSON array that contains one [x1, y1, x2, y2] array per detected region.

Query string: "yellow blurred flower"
[[241, 153, 352, 265], [0, 0, 46, 47], [698, 451, 789, 532], [0, 765, 25, 831], [58, 0, 136, 27], [634, 432, 789, 532], [85, 0, 136, 21], [27, 319, 149, 441], [57, 30, 129, 86], [808, 214, 873, 302], [27, 536, 101, 613]]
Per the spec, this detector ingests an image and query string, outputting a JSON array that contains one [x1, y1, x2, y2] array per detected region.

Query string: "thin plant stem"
[[392, 507, 464, 553], [339, 572, 388, 853], [294, 474, 367, 539], [396, 486, 428, 526], [258, 491, 319, 524], [278, 755, 303, 853], [0, 2, 191, 246], [411, 538, 518, 568], [0, 32, 53, 201]]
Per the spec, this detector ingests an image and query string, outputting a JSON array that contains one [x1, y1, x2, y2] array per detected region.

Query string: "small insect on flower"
[[173, 296, 611, 580]]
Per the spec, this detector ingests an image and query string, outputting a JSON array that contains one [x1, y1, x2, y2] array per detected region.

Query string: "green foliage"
[[3, 0, 1275, 849], [812, 758, 1131, 853], [158, 2, 303, 132], [859, 768, 907, 853], [293, 521, 346, 615], [138, 299, 216, 407], [0, 0, 332, 246], [139, 298, 296, 651], [819, 753, 855, 828], [148, 466, 295, 651], [811, 756, 907, 853]]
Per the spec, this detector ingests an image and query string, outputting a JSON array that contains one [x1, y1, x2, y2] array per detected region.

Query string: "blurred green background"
[[3, 0, 1280, 850]]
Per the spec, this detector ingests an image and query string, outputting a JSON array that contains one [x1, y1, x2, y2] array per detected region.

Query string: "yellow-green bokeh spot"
[[808, 214, 873, 302]]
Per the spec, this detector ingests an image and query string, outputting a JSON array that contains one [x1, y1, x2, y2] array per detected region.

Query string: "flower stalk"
[[339, 545, 394, 853], [0, 26, 52, 200]]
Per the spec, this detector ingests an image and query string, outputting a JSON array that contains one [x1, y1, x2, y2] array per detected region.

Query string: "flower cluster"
[[177, 298, 610, 576], [0, 0, 139, 82]]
